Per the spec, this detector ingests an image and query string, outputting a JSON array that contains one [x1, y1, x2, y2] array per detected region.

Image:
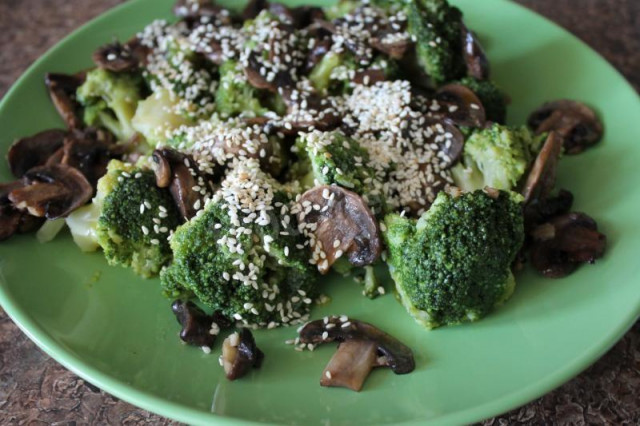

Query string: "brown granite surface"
[[0, 0, 638, 424]]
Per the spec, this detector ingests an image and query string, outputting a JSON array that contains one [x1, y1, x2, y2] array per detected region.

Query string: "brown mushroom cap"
[[523, 188, 573, 233], [299, 316, 415, 374], [370, 31, 411, 60], [0, 181, 27, 241], [297, 185, 381, 273], [221, 329, 264, 381], [279, 89, 341, 132], [7, 129, 67, 178], [298, 316, 415, 391], [174, 0, 231, 22], [171, 299, 230, 347], [421, 116, 465, 169], [521, 131, 563, 205], [435, 83, 486, 128], [8, 164, 93, 219], [59, 128, 119, 187], [527, 100, 603, 155], [352, 69, 387, 86], [45, 72, 85, 129], [93, 41, 140, 72], [461, 21, 490, 81], [152, 148, 212, 221], [530, 212, 606, 278]]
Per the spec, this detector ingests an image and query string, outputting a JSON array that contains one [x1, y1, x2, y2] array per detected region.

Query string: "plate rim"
[[0, 0, 639, 425]]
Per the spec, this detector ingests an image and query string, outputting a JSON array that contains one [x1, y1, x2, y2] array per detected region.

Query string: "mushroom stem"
[[321, 340, 378, 392]]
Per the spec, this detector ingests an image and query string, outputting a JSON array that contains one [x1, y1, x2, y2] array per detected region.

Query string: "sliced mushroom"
[[44, 72, 86, 129], [280, 89, 341, 132], [521, 131, 563, 205], [528, 100, 603, 155], [221, 329, 264, 381], [370, 35, 411, 60], [171, 300, 230, 347], [0, 181, 26, 241], [93, 41, 139, 72], [523, 188, 573, 232], [435, 84, 486, 128], [461, 22, 490, 80], [305, 27, 333, 71], [152, 148, 212, 221], [297, 185, 381, 273], [298, 316, 415, 391], [174, 0, 231, 22], [7, 129, 67, 178], [530, 212, 606, 278], [244, 50, 295, 92], [59, 128, 120, 187], [353, 69, 387, 86], [321, 339, 378, 391], [8, 164, 92, 219], [0, 204, 22, 241], [241, 0, 268, 21], [421, 116, 465, 169]]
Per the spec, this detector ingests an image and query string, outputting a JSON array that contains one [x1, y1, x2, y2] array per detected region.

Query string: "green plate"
[[1, 0, 639, 424]]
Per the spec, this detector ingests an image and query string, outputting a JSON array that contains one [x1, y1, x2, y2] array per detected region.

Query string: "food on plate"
[[296, 315, 415, 391], [0, 0, 608, 371], [220, 329, 264, 380], [383, 189, 524, 328]]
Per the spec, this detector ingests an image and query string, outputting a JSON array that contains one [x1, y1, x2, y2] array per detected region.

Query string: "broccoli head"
[[456, 77, 507, 123], [215, 60, 267, 118], [451, 123, 537, 192], [293, 129, 388, 215], [76, 68, 143, 142], [139, 20, 217, 120], [66, 160, 181, 277], [383, 189, 524, 329], [406, 0, 465, 86], [161, 160, 318, 328]]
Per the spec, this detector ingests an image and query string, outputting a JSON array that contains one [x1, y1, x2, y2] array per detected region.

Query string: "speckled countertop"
[[0, 0, 638, 424]]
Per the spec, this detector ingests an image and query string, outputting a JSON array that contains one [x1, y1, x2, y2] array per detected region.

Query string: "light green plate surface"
[[0, 0, 639, 424]]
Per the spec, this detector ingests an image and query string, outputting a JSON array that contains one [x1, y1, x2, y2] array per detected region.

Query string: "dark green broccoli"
[[383, 189, 524, 329], [66, 160, 181, 278], [406, 0, 465, 86], [161, 161, 318, 328], [293, 130, 388, 215], [215, 60, 267, 118], [451, 123, 539, 192], [77, 68, 144, 141], [456, 77, 507, 123]]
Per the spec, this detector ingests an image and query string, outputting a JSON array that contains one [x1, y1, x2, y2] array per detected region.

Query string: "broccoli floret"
[[309, 52, 344, 94], [451, 124, 536, 192], [77, 68, 144, 142], [66, 160, 180, 278], [161, 160, 318, 327], [215, 60, 267, 118], [140, 21, 216, 120], [383, 189, 524, 329], [294, 130, 387, 214], [406, 0, 465, 86], [131, 89, 193, 146], [456, 77, 507, 123]]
